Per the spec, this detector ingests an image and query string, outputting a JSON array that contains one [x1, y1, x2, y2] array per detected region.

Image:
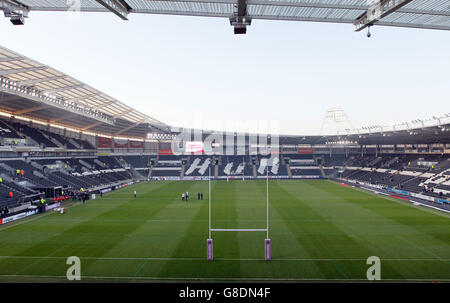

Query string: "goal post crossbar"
[[210, 228, 268, 232]]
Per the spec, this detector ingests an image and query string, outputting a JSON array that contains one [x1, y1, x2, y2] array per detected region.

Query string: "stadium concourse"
[[0, 44, 450, 224]]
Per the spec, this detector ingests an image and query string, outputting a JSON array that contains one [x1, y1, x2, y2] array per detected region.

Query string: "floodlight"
[[234, 26, 246, 34], [10, 14, 25, 25]]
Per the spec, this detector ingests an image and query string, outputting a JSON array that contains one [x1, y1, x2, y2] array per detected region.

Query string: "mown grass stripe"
[[0, 180, 448, 281], [330, 260, 349, 279], [133, 259, 150, 277]]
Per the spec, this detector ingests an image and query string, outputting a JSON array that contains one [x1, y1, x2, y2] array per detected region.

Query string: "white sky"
[[1, 11, 449, 135]]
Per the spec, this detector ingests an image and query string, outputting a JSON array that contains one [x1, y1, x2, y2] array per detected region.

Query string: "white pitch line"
[[210, 228, 268, 232], [0, 256, 448, 262], [0, 274, 448, 282]]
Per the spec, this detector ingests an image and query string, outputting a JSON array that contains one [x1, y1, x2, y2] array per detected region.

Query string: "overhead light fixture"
[[10, 15, 25, 25]]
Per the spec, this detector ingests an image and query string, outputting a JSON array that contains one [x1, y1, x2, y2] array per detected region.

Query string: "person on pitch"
[[198, 192, 200, 200], [134, 190, 137, 198], [186, 191, 189, 201], [182, 193, 185, 201]]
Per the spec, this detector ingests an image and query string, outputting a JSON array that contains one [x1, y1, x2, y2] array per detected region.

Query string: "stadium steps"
[[180, 164, 185, 179], [343, 169, 363, 179], [0, 119, 24, 139], [15, 174, 43, 188], [319, 165, 326, 178], [435, 159, 450, 172], [116, 156, 130, 168], [94, 159, 106, 168], [68, 138, 82, 149], [79, 159, 93, 170], [5, 179, 37, 196], [0, 162, 15, 174], [383, 156, 399, 168], [124, 168, 139, 180], [368, 156, 383, 167], [29, 161, 44, 171], [32, 170, 60, 187], [1, 174, 37, 196], [147, 166, 153, 179], [55, 172, 82, 188], [424, 169, 450, 190], [47, 172, 79, 189], [1, 182, 26, 196], [286, 164, 292, 178], [400, 173, 426, 187], [41, 131, 64, 148]]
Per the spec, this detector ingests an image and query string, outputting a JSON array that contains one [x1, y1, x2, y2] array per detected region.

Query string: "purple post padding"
[[207, 238, 213, 260], [265, 238, 271, 261]]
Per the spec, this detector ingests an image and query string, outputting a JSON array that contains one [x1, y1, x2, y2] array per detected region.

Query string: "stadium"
[[0, 0, 449, 284]]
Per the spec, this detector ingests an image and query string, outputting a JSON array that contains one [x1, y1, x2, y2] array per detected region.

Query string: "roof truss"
[[0, 66, 47, 76], [354, 0, 414, 32], [94, 0, 129, 20], [0, 0, 28, 17], [81, 121, 104, 131], [114, 118, 146, 135], [14, 104, 49, 115], [42, 84, 85, 94], [16, 75, 67, 86], [1, 0, 448, 32]]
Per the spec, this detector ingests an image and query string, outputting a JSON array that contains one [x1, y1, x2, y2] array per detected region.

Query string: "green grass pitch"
[[0, 180, 449, 282]]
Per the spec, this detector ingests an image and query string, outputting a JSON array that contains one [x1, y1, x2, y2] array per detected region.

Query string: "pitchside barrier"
[[150, 175, 319, 181], [342, 178, 450, 206], [0, 208, 39, 225], [340, 179, 450, 212], [206, 167, 271, 261]]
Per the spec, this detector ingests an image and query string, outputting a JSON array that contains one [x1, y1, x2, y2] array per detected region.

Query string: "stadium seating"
[[1, 149, 449, 209], [339, 154, 450, 199], [10, 122, 58, 148], [151, 155, 182, 178], [122, 155, 152, 168], [0, 120, 23, 140], [219, 155, 253, 177], [256, 156, 288, 176], [184, 156, 212, 176], [1, 159, 59, 188], [71, 137, 95, 149], [287, 154, 322, 177], [0, 118, 94, 150]]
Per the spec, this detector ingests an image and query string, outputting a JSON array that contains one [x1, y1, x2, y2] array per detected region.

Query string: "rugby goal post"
[[207, 167, 271, 261]]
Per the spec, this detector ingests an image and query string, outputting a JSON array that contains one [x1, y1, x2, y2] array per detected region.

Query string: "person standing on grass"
[[198, 192, 200, 200], [201, 192, 203, 200], [186, 191, 189, 201], [134, 190, 137, 198], [182, 193, 185, 201]]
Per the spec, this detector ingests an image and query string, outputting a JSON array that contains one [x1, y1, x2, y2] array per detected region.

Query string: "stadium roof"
[[189, 114, 450, 145], [1, 0, 450, 33], [0, 45, 170, 139]]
